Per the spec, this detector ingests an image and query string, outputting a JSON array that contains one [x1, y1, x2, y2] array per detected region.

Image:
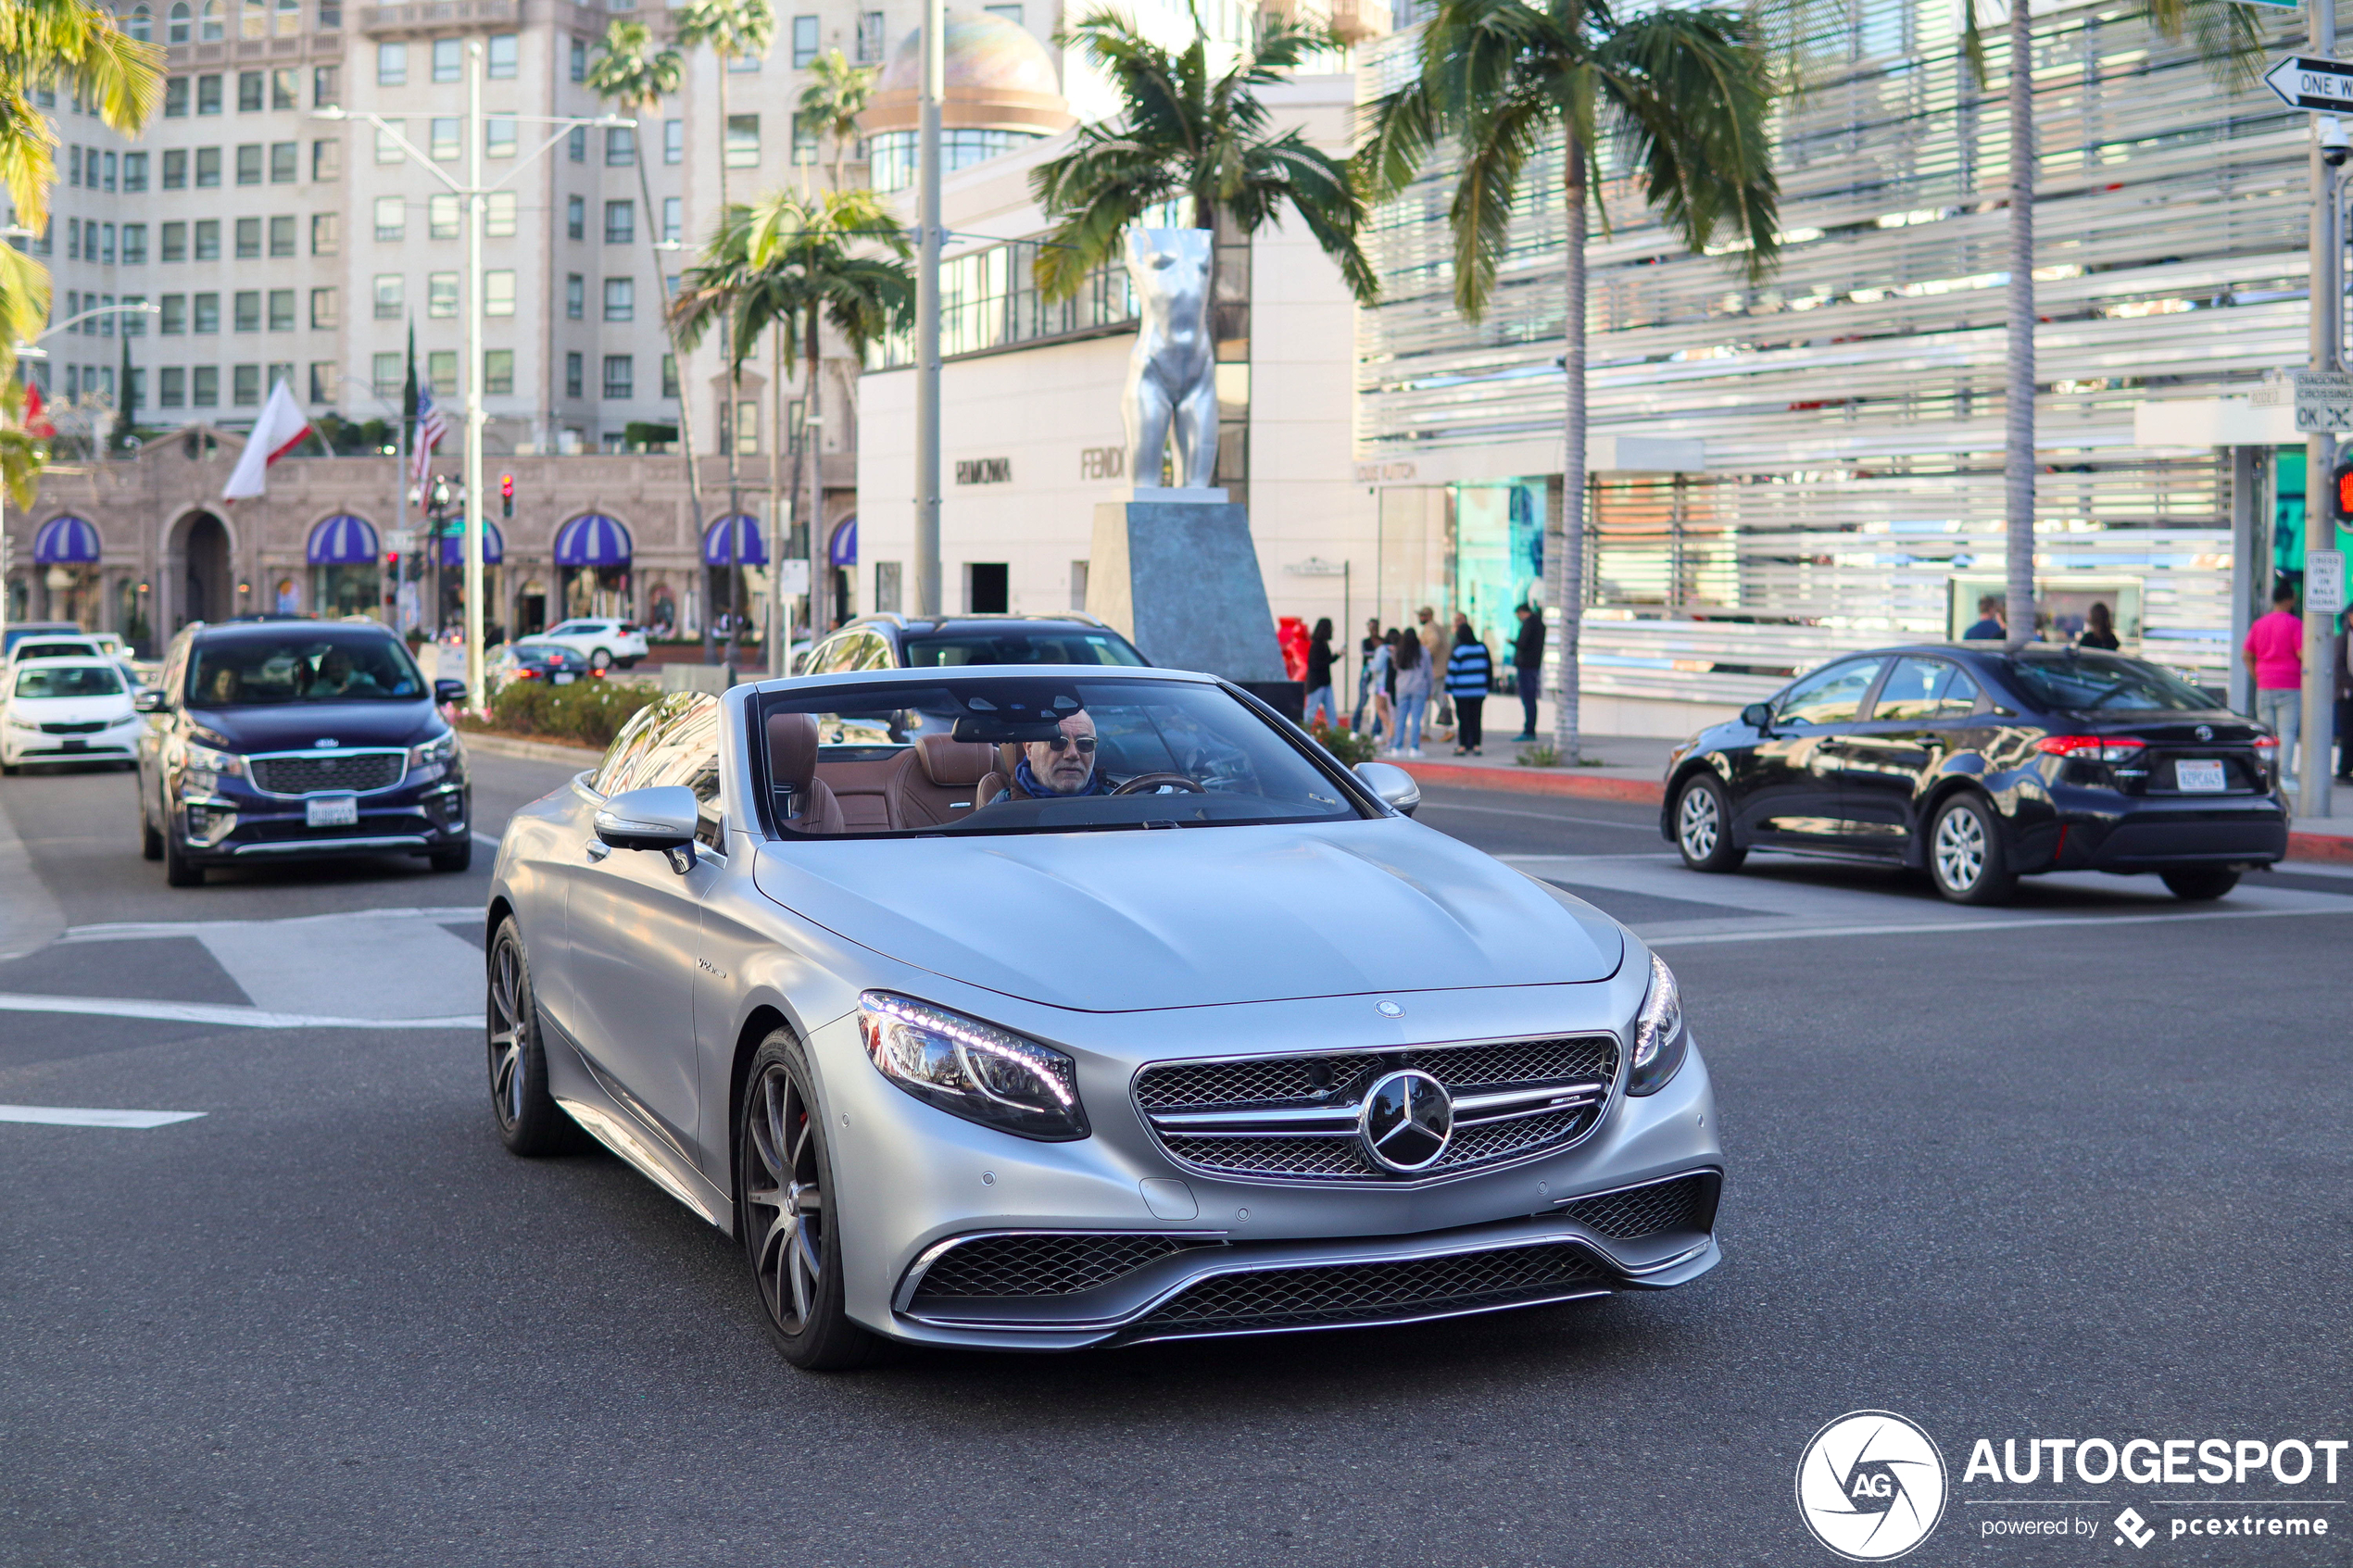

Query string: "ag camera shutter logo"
[[1795, 1411, 1949, 1561]]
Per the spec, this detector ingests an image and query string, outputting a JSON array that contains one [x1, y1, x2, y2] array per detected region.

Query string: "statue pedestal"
[[1088, 493, 1287, 688]]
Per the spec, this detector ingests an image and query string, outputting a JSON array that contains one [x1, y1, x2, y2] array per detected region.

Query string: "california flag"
[[221, 379, 314, 500]]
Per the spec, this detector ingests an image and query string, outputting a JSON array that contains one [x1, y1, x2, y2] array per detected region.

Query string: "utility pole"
[[912, 0, 943, 617], [2306, 0, 2341, 821]]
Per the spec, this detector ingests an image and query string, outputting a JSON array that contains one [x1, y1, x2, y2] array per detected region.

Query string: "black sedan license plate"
[[2175, 759, 2225, 793]]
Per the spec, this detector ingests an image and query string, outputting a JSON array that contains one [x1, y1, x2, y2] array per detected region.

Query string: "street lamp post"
[[316, 77, 629, 712]]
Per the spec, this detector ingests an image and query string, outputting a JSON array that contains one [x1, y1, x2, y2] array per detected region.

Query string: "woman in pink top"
[[2243, 583, 2303, 769]]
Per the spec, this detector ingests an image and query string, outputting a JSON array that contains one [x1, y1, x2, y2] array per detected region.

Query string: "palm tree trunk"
[[766, 324, 783, 671], [2003, 0, 2036, 653], [718, 63, 743, 670], [1550, 117, 1587, 764], [637, 121, 706, 653], [808, 309, 825, 638]]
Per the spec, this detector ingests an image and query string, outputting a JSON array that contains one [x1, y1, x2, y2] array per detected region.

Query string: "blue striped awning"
[[702, 513, 767, 567], [305, 514, 379, 566], [553, 512, 632, 567], [32, 514, 101, 564], [829, 515, 857, 567], [437, 520, 505, 568]]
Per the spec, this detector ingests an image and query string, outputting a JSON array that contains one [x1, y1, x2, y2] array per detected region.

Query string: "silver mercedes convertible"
[[484, 666, 1722, 1368]]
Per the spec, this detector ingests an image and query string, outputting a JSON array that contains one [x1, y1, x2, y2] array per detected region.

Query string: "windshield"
[[187, 633, 425, 706], [14, 663, 123, 699], [758, 676, 1363, 837], [904, 632, 1147, 668], [13, 642, 99, 662], [1999, 653, 2214, 713]]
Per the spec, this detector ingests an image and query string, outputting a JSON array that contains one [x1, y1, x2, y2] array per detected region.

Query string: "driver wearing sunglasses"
[[998, 709, 1112, 799]]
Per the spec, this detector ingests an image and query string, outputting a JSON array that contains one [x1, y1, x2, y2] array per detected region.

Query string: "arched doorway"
[[173, 510, 233, 629]]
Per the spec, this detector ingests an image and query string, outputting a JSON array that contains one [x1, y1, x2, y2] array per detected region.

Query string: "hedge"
[[464, 679, 659, 751]]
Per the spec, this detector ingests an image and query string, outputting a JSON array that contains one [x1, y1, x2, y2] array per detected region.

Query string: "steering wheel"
[[1113, 771, 1206, 796]]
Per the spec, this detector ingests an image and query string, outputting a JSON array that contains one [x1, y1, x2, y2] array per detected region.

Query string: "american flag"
[[411, 383, 447, 486]]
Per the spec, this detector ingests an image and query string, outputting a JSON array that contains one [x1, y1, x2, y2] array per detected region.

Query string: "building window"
[[858, 10, 884, 62], [484, 270, 515, 316], [316, 0, 337, 26], [429, 193, 459, 239], [235, 217, 260, 258], [736, 399, 760, 453], [373, 273, 402, 319], [268, 289, 294, 331], [487, 32, 517, 78], [270, 141, 296, 182], [604, 200, 633, 245], [238, 0, 261, 39], [661, 196, 680, 245], [371, 351, 401, 398], [791, 14, 817, 66], [725, 114, 759, 168], [567, 125, 585, 162], [377, 41, 406, 85], [192, 292, 220, 332], [664, 117, 682, 164], [565, 351, 583, 398], [601, 355, 633, 399], [159, 294, 186, 333], [427, 350, 456, 394], [309, 287, 337, 328], [123, 151, 148, 191], [161, 223, 186, 261], [428, 271, 458, 318], [103, 150, 119, 192], [195, 145, 221, 186], [311, 137, 339, 180], [308, 362, 335, 403], [374, 195, 404, 241], [235, 144, 262, 184], [129, 1, 153, 38], [570, 37, 586, 82], [196, 71, 222, 111], [430, 116, 458, 160], [269, 214, 295, 256], [311, 212, 338, 255], [484, 348, 513, 394], [165, 76, 189, 116], [65, 219, 79, 260], [792, 110, 816, 165], [565, 273, 584, 320], [233, 291, 260, 332], [192, 365, 220, 406], [375, 120, 403, 164], [160, 366, 186, 407], [192, 219, 220, 259], [312, 65, 339, 107], [239, 69, 264, 111], [233, 363, 260, 405], [271, 67, 297, 108], [567, 194, 585, 241], [433, 37, 459, 82], [661, 353, 677, 398], [123, 294, 147, 335], [602, 276, 633, 321], [485, 117, 515, 158], [486, 191, 516, 238], [162, 149, 186, 189], [604, 125, 635, 166], [875, 560, 902, 614], [123, 224, 148, 264]]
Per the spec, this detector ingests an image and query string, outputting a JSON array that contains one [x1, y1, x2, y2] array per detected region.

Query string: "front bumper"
[[175, 771, 472, 863], [6, 725, 142, 763], [2026, 784, 2288, 872]]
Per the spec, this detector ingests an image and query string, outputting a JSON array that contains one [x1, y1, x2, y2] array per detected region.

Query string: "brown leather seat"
[[973, 744, 1030, 811], [765, 711, 845, 834], [884, 735, 996, 829]]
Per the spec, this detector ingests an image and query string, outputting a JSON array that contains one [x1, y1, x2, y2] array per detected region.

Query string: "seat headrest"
[[767, 711, 820, 791], [916, 735, 994, 787]]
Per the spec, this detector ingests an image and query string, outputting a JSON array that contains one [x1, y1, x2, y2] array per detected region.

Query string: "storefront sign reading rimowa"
[[954, 458, 1012, 484]]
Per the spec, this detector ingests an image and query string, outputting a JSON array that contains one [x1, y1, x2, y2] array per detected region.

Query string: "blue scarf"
[[1014, 755, 1111, 798]]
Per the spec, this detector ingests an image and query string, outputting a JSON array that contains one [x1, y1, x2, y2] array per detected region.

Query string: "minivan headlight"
[[408, 729, 458, 767], [1627, 952, 1687, 1097], [858, 991, 1089, 1141], [182, 738, 245, 785]]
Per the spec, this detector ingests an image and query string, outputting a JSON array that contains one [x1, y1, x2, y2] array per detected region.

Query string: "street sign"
[[2310, 550, 2348, 614], [776, 559, 811, 596], [2250, 370, 2353, 431], [384, 531, 417, 552], [2264, 55, 2353, 111]]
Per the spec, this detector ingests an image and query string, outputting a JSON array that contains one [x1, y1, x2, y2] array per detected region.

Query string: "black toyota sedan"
[[1661, 645, 2287, 904], [134, 621, 473, 886]]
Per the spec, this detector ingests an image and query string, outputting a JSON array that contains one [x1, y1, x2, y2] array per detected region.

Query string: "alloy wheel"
[[1678, 786, 1720, 860], [1932, 805, 1986, 892], [487, 936, 527, 1131], [744, 1063, 827, 1336]]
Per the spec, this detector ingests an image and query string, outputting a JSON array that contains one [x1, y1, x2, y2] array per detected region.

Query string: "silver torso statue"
[[1122, 228, 1218, 491]]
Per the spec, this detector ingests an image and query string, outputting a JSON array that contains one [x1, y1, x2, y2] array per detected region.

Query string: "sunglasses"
[[1042, 735, 1097, 754]]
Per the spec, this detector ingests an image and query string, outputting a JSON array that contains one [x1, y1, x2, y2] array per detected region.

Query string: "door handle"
[[585, 840, 611, 861]]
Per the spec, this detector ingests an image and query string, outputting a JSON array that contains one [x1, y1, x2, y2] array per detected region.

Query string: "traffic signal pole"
[[2307, 0, 2341, 819]]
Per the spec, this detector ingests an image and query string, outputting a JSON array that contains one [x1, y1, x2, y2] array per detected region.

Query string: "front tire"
[[140, 789, 164, 860], [1673, 774, 1745, 872], [2160, 868, 2240, 900], [1927, 794, 2014, 905], [738, 1031, 883, 1371], [588, 646, 612, 671], [486, 919, 580, 1155], [430, 838, 473, 873], [162, 810, 204, 887]]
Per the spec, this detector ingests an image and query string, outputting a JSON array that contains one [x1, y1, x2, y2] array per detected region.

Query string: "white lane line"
[[0, 992, 476, 1029], [60, 905, 482, 942], [1646, 904, 2353, 947], [0, 1104, 208, 1129], [473, 831, 502, 850]]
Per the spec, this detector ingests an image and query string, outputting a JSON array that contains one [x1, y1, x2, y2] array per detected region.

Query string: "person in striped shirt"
[[1445, 615, 1494, 756]]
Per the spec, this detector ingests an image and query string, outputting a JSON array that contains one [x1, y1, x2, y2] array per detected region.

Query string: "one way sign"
[[2265, 54, 2353, 110]]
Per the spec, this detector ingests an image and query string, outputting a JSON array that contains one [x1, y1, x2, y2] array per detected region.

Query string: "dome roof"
[[862, 9, 1074, 138]]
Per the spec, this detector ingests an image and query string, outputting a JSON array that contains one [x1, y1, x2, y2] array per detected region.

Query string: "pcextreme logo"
[[1795, 1411, 1951, 1562]]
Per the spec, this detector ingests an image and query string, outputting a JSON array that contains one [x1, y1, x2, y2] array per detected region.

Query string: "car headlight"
[[409, 730, 459, 768], [1627, 952, 1687, 1097], [5, 712, 37, 731], [182, 738, 245, 784], [858, 991, 1089, 1141]]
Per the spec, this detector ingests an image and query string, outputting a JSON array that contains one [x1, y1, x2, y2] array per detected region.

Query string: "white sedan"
[[1, 658, 145, 772], [532, 619, 649, 671]]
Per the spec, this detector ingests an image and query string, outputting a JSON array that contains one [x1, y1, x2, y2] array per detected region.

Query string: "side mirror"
[[132, 688, 166, 713], [595, 784, 699, 873], [1740, 702, 1775, 733], [434, 678, 470, 707], [1355, 760, 1421, 818]]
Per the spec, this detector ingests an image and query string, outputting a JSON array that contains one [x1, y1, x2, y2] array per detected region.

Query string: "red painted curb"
[[1396, 760, 1665, 805], [2288, 831, 2353, 866]]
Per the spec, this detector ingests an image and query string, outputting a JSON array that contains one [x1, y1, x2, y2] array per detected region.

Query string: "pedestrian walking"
[[1446, 620, 1493, 755], [1302, 618, 1338, 727], [1963, 595, 2006, 640], [1511, 602, 1545, 740], [1390, 629, 1429, 757], [1364, 629, 1396, 745], [2244, 583, 2303, 775], [1352, 616, 1381, 730], [2077, 601, 2120, 651]]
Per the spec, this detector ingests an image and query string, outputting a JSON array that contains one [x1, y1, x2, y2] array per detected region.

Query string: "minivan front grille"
[[248, 750, 406, 796]]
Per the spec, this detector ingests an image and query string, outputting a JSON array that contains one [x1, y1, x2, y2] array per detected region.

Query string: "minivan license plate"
[[553, 671, 575, 685], [2176, 759, 2226, 793], [307, 796, 359, 827]]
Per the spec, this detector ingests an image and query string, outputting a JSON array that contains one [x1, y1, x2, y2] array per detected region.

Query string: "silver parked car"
[[485, 667, 1722, 1368]]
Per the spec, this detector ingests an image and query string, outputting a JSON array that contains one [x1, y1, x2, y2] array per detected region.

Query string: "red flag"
[[21, 383, 54, 439]]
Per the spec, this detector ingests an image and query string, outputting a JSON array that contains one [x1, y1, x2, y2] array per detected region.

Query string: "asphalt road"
[[4, 759, 2350, 1566]]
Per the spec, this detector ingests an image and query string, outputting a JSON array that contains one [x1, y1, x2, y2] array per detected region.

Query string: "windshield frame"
[[183, 631, 430, 708], [746, 671, 1384, 840]]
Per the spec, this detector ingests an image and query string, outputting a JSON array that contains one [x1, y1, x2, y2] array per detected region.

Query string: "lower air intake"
[[1130, 1242, 1609, 1336], [1557, 1174, 1716, 1241], [912, 1233, 1215, 1300]]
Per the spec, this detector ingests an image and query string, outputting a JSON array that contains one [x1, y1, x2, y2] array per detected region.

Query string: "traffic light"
[[499, 473, 514, 519], [2333, 458, 2353, 523]]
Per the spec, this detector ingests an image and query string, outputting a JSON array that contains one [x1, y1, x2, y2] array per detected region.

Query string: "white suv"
[[533, 619, 648, 671]]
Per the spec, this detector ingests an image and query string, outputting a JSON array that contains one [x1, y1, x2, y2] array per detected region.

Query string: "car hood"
[[190, 699, 435, 752], [10, 694, 134, 721], [751, 821, 1625, 1012]]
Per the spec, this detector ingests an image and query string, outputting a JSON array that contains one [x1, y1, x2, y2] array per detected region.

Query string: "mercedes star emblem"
[[1358, 1069, 1453, 1173], [1376, 1000, 1404, 1018]]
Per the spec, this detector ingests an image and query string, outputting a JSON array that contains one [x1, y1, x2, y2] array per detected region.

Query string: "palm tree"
[[674, 0, 776, 660], [1030, 8, 1378, 309], [798, 49, 873, 192], [1360, 0, 1779, 764], [671, 189, 912, 659], [587, 18, 711, 636]]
